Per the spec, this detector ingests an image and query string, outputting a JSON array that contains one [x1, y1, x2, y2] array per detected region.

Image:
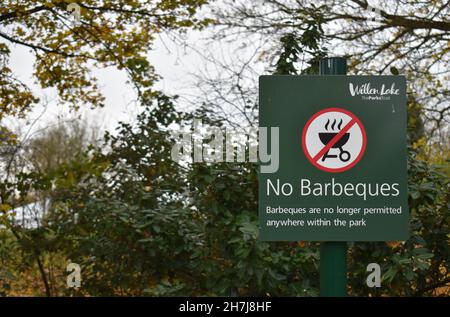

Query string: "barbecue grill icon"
[[302, 108, 366, 172], [319, 118, 351, 162]]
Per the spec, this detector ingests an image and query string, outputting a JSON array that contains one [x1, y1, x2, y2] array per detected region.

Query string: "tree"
[[173, 0, 450, 295], [24, 118, 98, 174], [0, 0, 210, 127], [0, 0, 210, 294], [41, 94, 200, 295], [0, 118, 100, 296], [31, 94, 321, 296], [191, 0, 449, 139], [45, 95, 449, 297]]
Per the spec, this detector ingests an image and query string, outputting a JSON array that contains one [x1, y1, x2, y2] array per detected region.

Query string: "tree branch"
[[0, 31, 87, 59], [0, 5, 48, 23], [415, 277, 450, 296]]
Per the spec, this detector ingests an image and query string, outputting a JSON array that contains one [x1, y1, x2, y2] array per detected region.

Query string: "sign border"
[[301, 107, 367, 173]]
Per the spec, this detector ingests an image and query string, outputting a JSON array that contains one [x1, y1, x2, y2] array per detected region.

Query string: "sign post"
[[258, 58, 408, 297], [319, 57, 348, 297]]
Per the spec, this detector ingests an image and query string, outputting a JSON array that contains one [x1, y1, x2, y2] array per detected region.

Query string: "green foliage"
[[274, 19, 327, 75], [348, 149, 449, 296], [274, 33, 301, 75], [1, 93, 449, 296], [187, 162, 320, 296], [48, 94, 200, 295]]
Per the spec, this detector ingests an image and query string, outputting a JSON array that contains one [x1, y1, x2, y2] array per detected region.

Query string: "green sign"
[[259, 75, 409, 241]]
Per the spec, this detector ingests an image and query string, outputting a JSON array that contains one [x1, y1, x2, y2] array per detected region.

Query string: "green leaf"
[[268, 269, 286, 281], [383, 267, 397, 283], [410, 191, 421, 200], [416, 253, 434, 260]]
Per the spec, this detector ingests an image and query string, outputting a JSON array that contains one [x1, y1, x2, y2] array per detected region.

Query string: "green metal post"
[[319, 57, 348, 297]]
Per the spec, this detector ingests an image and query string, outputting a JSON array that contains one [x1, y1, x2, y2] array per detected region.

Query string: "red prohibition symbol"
[[302, 107, 367, 173]]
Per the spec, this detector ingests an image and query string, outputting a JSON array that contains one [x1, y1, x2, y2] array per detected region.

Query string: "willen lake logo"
[[349, 82, 400, 101]]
